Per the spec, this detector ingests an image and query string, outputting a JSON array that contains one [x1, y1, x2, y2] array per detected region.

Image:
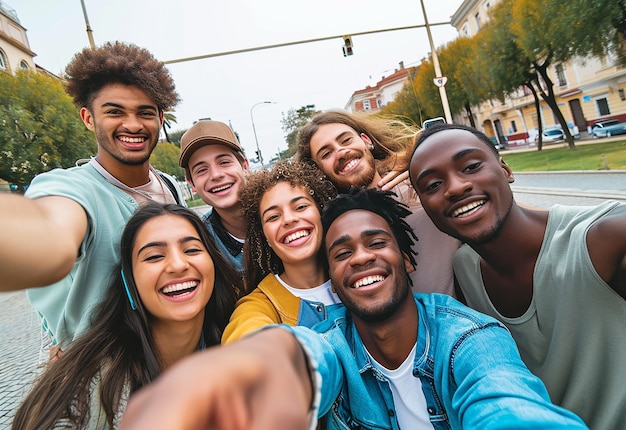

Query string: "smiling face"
[[259, 181, 323, 268], [325, 209, 412, 323], [409, 128, 515, 245], [81, 83, 163, 171], [131, 214, 215, 325], [309, 123, 378, 190], [187, 144, 249, 211]]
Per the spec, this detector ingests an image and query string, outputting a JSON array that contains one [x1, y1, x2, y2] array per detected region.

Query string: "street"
[[1, 177, 625, 426]]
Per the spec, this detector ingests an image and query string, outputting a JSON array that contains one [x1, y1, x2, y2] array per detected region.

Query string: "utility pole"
[[420, 0, 452, 124], [80, 0, 95, 49]]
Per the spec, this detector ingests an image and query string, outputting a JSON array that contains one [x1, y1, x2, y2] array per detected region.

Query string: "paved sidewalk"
[[0, 290, 42, 427]]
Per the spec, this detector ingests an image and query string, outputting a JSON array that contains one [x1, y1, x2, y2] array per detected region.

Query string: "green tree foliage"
[[162, 112, 178, 143], [281, 105, 318, 157], [0, 71, 96, 190], [151, 141, 185, 180]]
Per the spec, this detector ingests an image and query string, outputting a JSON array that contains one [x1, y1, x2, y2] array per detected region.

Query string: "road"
[[1, 173, 625, 426]]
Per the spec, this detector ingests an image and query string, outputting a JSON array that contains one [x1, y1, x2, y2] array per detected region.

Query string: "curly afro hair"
[[240, 160, 338, 290], [63, 41, 180, 112]]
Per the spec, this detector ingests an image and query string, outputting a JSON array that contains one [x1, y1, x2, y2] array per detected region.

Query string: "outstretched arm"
[[0, 195, 87, 291], [121, 328, 314, 430]]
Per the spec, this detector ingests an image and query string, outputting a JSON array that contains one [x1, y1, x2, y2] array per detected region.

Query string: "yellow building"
[[451, 0, 626, 147]]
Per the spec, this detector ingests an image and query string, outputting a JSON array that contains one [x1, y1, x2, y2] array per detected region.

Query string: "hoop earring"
[[121, 269, 137, 311]]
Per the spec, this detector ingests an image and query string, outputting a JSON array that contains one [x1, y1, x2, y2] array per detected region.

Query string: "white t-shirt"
[[275, 276, 341, 306], [368, 343, 434, 429]]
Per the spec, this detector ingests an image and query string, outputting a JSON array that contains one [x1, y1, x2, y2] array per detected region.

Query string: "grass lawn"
[[501, 138, 626, 171]]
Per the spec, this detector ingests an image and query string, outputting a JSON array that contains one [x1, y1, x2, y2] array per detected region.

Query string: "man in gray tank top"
[[408, 123, 626, 429]]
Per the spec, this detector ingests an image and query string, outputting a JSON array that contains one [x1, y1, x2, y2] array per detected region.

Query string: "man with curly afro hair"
[[0, 41, 185, 358]]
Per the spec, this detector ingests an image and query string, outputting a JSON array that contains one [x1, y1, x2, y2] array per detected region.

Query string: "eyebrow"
[[101, 102, 158, 112], [261, 195, 311, 218], [327, 228, 391, 253], [415, 147, 482, 183], [313, 131, 352, 159], [136, 236, 202, 256]]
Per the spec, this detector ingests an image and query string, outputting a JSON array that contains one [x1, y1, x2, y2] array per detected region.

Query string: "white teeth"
[[353, 275, 385, 288], [119, 136, 144, 143], [210, 184, 232, 193], [452, 200, 485, 218], [284, 230, 310, 244], [341, 159, 359, 173], [161, 281, 197, 294]]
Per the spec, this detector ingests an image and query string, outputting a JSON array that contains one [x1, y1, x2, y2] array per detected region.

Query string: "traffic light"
[[342, 35, 353, 57]]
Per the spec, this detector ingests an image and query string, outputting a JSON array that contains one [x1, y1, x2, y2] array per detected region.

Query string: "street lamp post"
[[250, 101, 275, 165]]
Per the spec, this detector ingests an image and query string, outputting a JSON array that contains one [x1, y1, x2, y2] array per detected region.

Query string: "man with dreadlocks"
[[0, 42, 184, 356]]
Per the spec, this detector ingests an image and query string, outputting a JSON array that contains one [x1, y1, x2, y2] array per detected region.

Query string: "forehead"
[[134, 215, 196, 246], [92, 82, 157, 108], [411, 129, 493, 173], [326, 209, 390, 242], [312, 123, 356, 143], [260, 181, 311, 207], [188, 144, 239, 165]]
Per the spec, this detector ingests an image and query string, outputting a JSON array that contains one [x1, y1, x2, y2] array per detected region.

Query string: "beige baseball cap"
[[179, 120, 243, 168]]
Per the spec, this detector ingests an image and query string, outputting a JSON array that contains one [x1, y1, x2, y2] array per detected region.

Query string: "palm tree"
[[162, 112, 177, 143]]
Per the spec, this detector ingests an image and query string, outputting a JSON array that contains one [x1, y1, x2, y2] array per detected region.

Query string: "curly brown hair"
[[295, 110, 420, 175], [240, 160, 338, 289], [63, 41, 179, 112]]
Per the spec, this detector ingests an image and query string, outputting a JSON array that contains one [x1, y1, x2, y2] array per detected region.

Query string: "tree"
[[0, 71, 96, 190], [151, 141, 185, 180], [162, 112, 178, 143], [281, 105, 318, 157], [379, 68, 427, 125]]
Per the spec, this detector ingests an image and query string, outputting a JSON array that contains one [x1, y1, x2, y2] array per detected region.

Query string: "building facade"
[[345, 62, 417, 113], [0, 1, 37, 74], [450, 0, 626, 147]]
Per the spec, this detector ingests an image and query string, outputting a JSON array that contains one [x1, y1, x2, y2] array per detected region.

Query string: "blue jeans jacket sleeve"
[[281, 325, 343, 418]]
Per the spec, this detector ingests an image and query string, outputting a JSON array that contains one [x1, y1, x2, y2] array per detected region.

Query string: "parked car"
[[536, 128, 565, 143], [592, 120, 626, 138]]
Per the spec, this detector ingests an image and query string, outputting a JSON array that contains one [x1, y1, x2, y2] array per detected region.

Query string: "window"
[[19, 60, 28, 71], [475, 13, 481, 30], [555, 64, 567, 87], [0, 51, 7, 71], [363, 100, 371, 111], [596, 97, 610, 116], [511, 120, 518, 133], [619, 88, 625, 101]]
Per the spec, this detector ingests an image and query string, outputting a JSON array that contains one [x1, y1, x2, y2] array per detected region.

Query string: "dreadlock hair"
[[295, 109, 420, 176], [12, 203, 241, 430], [240, 160, 338, 290], [321, 188, 417, 284], [63, 41, 180, 112]]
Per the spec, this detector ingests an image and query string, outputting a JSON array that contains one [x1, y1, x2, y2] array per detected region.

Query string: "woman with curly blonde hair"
[[222, 160, 339, 343]]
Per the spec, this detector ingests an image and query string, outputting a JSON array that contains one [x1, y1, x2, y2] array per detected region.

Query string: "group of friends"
[[1, 41, 625, 430]]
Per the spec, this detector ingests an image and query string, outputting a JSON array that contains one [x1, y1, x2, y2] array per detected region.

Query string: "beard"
[[333, 160, 377, 192], [335, 265, 411, 324]]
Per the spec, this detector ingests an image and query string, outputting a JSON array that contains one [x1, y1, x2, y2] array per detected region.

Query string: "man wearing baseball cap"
[[179, 120, 250, 277]]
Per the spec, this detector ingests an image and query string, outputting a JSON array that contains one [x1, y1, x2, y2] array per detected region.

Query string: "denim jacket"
[[287, 293, 587, 430]]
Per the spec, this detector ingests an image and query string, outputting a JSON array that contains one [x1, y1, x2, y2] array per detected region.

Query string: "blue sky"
[[13, 0, 464, 161]]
